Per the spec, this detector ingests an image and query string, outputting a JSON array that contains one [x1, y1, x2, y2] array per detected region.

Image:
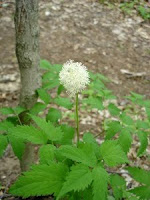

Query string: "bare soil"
[[0, 0, 150, 199]]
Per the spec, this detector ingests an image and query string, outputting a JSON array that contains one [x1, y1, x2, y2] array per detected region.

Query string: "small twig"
[[0, 194, 12, 200], [107, 170, 129, 175], [13, 110, 22, 125], [94, 131, 104, 138], [16, 114, 23, 125]]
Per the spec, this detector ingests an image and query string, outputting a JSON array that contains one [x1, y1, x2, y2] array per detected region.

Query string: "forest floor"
[[0, 0, 150, 199]]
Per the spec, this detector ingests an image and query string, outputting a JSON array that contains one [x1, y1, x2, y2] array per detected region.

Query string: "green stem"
[[75, 93, 79, 143]]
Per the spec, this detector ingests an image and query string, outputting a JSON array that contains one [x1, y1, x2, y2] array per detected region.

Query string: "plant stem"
[[75, 93, 79, 143]]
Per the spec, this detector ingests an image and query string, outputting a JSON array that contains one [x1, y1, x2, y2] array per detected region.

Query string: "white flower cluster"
[[59, 60, 90, 97]]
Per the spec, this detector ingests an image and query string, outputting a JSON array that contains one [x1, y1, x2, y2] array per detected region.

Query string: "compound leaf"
[[30, 102, 47, 115], [118, 129, 132, 153], [129, 186, 150, 200], [59, 125, 75, 145], [37, 88, 51, 104], [92, 166, 109, 200], [83, 97, 104, 110], [100, 140, 128, 167], [39, 144, 56, 165], [31, 115, 63, 142], [108, 103, 120, 116], [105, 121, 122, 140], [127, 167, 150, 186], [59, 144, 97, 167], [0, 120, 14, 131], [46, 108, 62, 123], [8, 135, 25, 160], [9, 163, 68, 198], [57, 164, 92, 199], [8, 125, 47, 144], [137, 131, 148, 156], [54, 97, 73, 109], [110, 174, 126, 200], [0, 107, 14, 115]]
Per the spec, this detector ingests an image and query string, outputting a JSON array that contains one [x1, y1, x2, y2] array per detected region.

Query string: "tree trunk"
[[14, 0, 40, 171]]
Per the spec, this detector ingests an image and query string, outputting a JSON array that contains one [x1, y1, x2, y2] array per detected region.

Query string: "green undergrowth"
[[99, 0, 150, 20], [0, 60, 150, 199]]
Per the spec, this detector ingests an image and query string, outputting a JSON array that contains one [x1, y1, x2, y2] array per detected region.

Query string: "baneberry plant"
[[0, 60, 150, 200]]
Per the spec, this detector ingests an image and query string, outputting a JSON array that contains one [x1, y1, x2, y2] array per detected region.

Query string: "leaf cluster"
[[0, 60, 150, 200]]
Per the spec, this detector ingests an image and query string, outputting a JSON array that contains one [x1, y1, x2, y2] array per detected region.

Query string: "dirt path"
[[0, 0, 150, 199]]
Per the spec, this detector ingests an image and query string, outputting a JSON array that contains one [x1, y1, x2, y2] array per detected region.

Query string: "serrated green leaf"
[[0, 106, 25, 117], [39, 144, 56, 165], [100, 140, 128, 167], [57, 85, 65, 95], [37, 88, 51, 104], [6, 116, 19, 126], [40, 60, 62, 73], [105, 121, 122, 140], [46, 108, 62, 123], [42, 79, 60, 90], [0, 107, 14, 115], [110, 174, 126, 200], [129, 186, 150, 200], [83, 132, 99, 158], [126, 92, 144, 106], [130, 92, 144, 100], [91, 79, 105, 91], [0, 135, 8, 157], [42, 71, 57, 81], [31, 115, 63, 141], [137, 131, 148, 156], [54, 97, 73, 109], [89, 72, 97, 81], [120, 113, 134, 126], [59, 144, 97, 167], [40, 60, 53, 70], [59, 125, 75, 145], [82, 89, 94, 96], [83, 97, 104, 110], [146, 107, 150, 121], [97, 73, 109, 82], [30, 102, 47, 115], [9, 125, 47, 144], [127, 195, 139, 200], [102, 89, 116, 100], [108, 196, 115, 200], [127, 167, 150, 186], [52, 64, 62, 72], [83, 132, 96, 144], [69, 187, 93, 200], [136, 120, 150, 130], [9, 163, 68, 198], [143, 100, 150, 108], [82, 187, 93, 200], [108, 103, 120, 116], [0, 120, 14, 131], [13, 106, 26, 115], [57, 164, 92, 199], [110, 174, 126, 187], [8, 135, 25, 160], [118, 129, 132, 153], [92, 166, 109, 200], [127, 92, 144, 101]]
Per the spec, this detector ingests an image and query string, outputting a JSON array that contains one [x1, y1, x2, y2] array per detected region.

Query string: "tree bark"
[[14, 0, 40, 171]]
